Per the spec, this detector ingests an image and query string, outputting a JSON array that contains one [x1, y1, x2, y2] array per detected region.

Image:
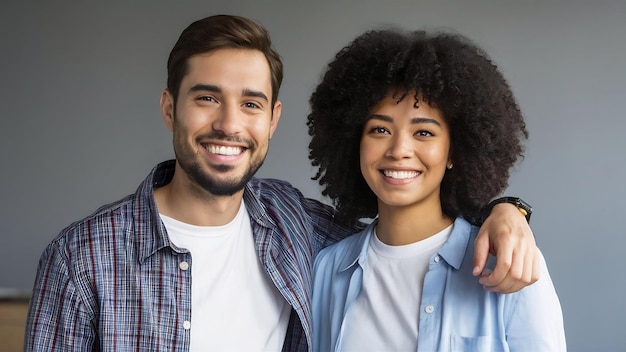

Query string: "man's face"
[[161, 48, 281, 196]]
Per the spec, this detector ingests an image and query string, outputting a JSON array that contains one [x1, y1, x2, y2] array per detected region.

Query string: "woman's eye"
[[416, 130, 433, 137], [369, 126, 389, 134]]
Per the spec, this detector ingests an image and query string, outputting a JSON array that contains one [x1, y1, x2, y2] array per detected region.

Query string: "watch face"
[[516, 198, 531, 211], [511, 198, 532, 221]]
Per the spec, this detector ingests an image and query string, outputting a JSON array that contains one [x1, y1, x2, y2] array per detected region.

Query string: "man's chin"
[[193, 171, 254, 196], [188, 173, 245, 196], [179, 155, 263, 196], [206, 182, 246, 196]]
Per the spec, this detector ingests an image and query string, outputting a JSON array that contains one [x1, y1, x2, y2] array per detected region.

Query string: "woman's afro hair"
[[307, 28, 528, 222]]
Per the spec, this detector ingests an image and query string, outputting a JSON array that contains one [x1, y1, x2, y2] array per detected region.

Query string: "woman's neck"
[[375, 203, 453, 246]]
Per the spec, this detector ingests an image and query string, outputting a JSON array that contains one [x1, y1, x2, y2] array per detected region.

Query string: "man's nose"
[[212, 103, 243, 135]]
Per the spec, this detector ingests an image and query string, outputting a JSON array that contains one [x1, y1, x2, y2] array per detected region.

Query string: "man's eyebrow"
[[242, 89, 269, 103], [189, 84, 221, 93], [367, 114, 441, 125]]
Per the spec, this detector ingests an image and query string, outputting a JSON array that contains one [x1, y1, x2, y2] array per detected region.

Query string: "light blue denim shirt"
[[312, 217, 566, 352]]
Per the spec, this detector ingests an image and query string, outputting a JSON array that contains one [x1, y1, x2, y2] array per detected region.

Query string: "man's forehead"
[[181, 49, 272, 95], [187, 48, 269, 71]]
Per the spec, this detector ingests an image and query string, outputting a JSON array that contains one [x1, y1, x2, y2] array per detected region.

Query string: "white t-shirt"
[[161, 203, 290, 351], [340, 225, 453, 352]]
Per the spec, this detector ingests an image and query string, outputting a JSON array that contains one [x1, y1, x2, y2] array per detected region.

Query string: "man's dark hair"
[[307, 28, 528, 222], [167, 14, 283, 106]]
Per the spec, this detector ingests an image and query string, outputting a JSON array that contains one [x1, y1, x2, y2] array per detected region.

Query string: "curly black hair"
[[307, 28, 528, 223]]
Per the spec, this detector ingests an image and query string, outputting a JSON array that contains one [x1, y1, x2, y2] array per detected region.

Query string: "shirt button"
[[434, 255, 440, 263], [425, 305, 435, 314], [179, 261, 189, 271], [183, 320, 191, 330]]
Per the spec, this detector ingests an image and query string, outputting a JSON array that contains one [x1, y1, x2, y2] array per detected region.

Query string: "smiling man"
[[24, 15, 540, 352]]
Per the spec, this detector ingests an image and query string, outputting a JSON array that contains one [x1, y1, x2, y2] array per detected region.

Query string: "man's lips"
[[202, 143, 245, 156]]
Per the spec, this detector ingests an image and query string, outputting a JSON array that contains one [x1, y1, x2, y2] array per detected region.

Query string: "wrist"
[[480, 197, 532, 224]]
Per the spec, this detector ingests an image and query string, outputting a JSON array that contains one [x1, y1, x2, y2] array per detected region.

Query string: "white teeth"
[[383, 170, 419, 179], [206, 145, 243, 156]]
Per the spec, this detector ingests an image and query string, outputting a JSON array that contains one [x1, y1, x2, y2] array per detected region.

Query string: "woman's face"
[[360, 91, 451, 213]]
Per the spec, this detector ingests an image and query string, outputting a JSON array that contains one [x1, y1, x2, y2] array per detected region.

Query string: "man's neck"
[[153, 172, 245, 227]]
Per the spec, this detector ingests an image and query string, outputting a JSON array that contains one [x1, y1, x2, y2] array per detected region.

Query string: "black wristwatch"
[[480, 197, 532, 224]]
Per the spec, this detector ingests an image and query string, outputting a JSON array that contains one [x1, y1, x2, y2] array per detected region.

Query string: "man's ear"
[[269, 100, 282, 139], [160, 89, 175, 131]]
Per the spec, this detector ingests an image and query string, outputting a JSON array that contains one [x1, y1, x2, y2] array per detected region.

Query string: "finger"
[[507, 239, 540, 290], [483, 242, 537, 293], [473, 229, 491, 276], [517, 241, 539, 287], [496, 246, 526, 293], [531, 247, 540, 284], [479, 242, 513, 289], [517, 223, 539, 286]]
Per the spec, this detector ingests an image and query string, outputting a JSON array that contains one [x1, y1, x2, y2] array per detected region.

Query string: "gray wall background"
[[1, 1, 625, 350]]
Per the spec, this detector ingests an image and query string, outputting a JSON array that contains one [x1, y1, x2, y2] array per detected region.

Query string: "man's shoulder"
[[52, 193, 137, 246], [247, 177, 317, 207], [248, 177, 301, 194]]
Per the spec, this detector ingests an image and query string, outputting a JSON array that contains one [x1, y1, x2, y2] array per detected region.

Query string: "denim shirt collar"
[[337, 217, 473, 272]]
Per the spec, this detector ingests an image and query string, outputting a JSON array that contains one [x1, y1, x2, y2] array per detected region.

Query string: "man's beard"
[[183, 157, 263, 196], [174, 131, 266, 196]]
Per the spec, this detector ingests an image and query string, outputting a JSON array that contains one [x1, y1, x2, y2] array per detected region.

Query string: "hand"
[[473, 203, 540, 293]]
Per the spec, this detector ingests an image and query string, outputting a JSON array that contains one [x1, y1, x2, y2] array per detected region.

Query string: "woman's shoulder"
[[315, 226, 372, 271], [321, 230, 367, 256]]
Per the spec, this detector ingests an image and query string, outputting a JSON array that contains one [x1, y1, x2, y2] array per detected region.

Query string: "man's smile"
[[203, 143, 245, 156]]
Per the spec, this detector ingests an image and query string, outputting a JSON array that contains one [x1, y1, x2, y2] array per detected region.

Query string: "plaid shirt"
[[25, 160, 358, 352]]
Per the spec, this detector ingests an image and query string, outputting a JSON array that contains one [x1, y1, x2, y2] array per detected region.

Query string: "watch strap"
[[480, 196, 532, 224]]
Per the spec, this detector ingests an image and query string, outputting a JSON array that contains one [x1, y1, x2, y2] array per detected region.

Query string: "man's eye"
[[198, 96, 215, 102], [244, 102, 260, 109]]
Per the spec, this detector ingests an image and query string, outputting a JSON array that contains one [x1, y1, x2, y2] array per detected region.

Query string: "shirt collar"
[[438, 217, 473, 270], [337, 217, 474, 272], [134, 160, 176, 263], [134, 161, 277, 263], [338, 219, 378, 272], [243, 179, 275, 229]]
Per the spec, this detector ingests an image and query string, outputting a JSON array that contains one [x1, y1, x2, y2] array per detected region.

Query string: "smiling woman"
[[308, 28, 566, 351], [359, 92, 452, 245]]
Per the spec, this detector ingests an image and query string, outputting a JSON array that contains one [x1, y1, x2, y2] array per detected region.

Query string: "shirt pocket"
[[450, 335, 509, 352]]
